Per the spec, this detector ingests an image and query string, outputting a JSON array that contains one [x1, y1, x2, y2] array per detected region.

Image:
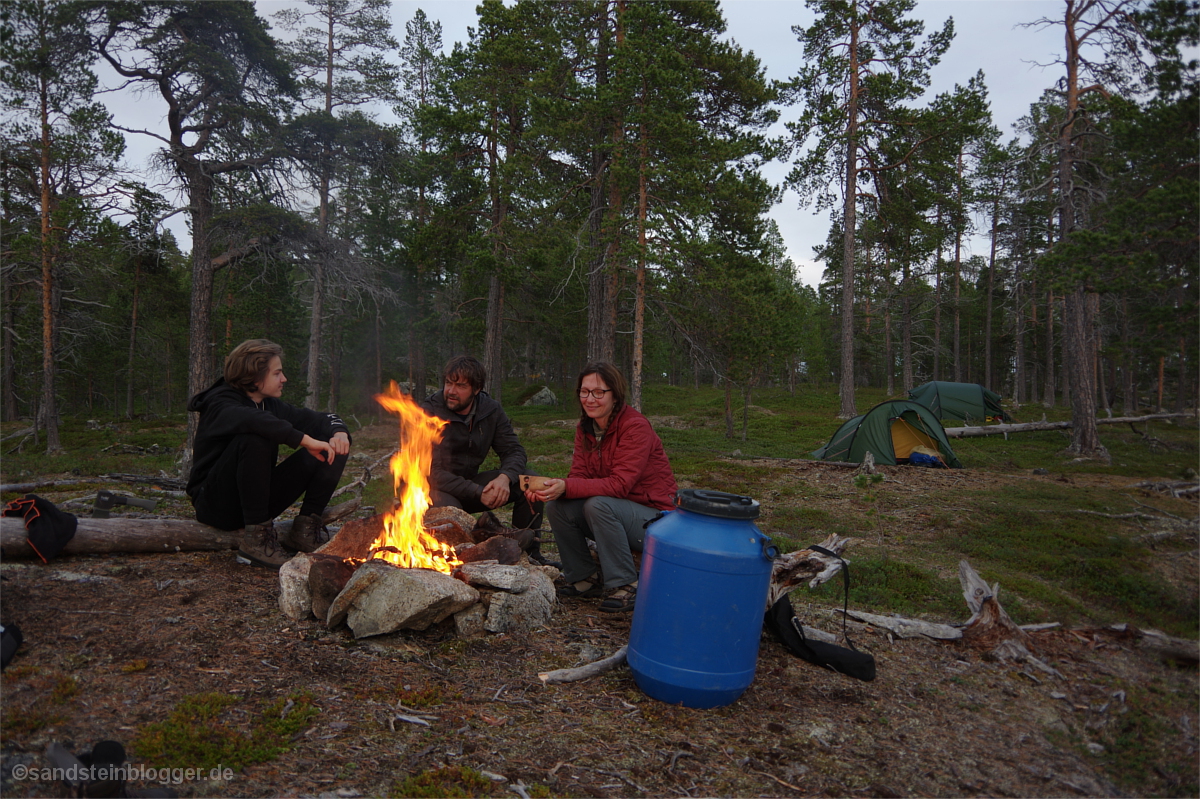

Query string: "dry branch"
[[842, 609, 961, 640], [538, 645, 628, 685], [1129, 479, 1199, 499], [331, 448, 397, 499], [1, 478, 88, 493]]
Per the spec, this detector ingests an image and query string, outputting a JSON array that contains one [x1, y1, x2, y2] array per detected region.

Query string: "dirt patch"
[[1, 541, 1196, 798], [2, 452, 1196, 797]]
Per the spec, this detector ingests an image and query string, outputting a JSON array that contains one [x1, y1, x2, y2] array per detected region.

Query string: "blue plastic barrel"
[[627, 489, 776, 708]]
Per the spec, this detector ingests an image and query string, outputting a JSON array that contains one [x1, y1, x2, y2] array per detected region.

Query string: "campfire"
[[368, 382, 460, 573], [277, 383, 559, 639]]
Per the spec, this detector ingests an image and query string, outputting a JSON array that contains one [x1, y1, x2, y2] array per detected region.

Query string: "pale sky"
[[106, 0, 1071, 287]]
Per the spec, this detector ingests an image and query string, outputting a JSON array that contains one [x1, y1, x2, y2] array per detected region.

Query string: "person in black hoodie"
[[186, 339, 351, 569], [421, 356, 551, 564]]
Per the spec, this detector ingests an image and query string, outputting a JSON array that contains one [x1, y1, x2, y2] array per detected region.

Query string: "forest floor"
[[1, 400, 1197, 798]]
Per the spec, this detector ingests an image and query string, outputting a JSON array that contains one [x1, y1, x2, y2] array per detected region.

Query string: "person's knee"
[[582, 495, 621, 523], [430, 490, 465, 510]]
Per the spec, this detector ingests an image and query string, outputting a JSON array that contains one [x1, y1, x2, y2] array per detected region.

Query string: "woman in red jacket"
[[526, 362, 677, 613]]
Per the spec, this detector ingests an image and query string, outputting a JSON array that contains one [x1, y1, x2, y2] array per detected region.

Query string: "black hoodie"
[[185, 379, 350, 498], [421, 389, 527, 503]]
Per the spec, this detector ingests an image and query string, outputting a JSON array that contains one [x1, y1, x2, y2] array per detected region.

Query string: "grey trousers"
[[547, 496, 660, 589]]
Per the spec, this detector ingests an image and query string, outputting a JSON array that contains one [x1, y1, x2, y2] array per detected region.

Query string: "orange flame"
[[371, 381, 460, 573]]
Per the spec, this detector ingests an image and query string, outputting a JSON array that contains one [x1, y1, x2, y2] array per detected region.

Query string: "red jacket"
[[563, 404, 677, 511]]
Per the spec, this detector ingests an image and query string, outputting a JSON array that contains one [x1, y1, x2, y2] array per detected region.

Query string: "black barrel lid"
[[674, 489, 760, 520]]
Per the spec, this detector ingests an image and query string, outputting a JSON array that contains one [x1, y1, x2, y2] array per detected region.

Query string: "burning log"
[[0, 498, 359, 560]]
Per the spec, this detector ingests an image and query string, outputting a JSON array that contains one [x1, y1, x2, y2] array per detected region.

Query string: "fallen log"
[[0, 498, 359, 559], [539, 645, 628, 685], [943, 411, 1195, 438]]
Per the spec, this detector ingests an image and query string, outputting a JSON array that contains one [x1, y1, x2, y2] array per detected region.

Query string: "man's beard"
[[445, 391, 476, 413]]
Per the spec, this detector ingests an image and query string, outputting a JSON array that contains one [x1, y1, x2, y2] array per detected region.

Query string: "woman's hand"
[[330, 431, 350, 456], [529, 478, 566, 504]]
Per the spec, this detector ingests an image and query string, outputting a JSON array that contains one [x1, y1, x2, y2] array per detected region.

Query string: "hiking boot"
[[528, 545, 561, 569], [236, 522, 290, 570], [279, 513, 328, 553]]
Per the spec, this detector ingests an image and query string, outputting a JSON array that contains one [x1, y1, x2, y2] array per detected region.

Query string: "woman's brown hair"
[[576, 361, 627, 427], [224, 339, 283, 395]]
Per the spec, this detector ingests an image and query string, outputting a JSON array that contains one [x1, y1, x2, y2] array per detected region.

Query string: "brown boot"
[[279, 513, 328, 553], [236, 522, 291, 570]]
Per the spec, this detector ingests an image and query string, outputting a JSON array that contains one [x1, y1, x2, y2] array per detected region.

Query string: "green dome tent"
[[908, 381, 1010, 424], [812, 399, 963, 468]]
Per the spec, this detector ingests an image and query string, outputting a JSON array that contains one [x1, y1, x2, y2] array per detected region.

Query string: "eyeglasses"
[[578, 389, 612, 400]]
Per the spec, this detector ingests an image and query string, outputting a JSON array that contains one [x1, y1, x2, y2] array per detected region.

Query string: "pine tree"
[[783, 0, 953, 418], [273, 0, 399, 410], [90, 1, 296, 471], [2, 0, 124, 451]]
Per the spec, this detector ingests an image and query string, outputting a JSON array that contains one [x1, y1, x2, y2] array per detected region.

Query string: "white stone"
[[454, 603, 487, 637], [278, 553, 314, 620], [458, 562, 531, 593], [329, 561, 480, 638], [483, 568, 556, 633], [522, 387, 557, 406]]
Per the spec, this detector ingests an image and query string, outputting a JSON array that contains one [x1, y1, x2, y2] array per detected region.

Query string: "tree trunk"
[[724, 371, 734, 438], [1, 498, 359, 559], [953, 151, 963, 382], [837, 17, 860, 420], [38, 72, 61, 452], [1064, 287, 1103, 455], [125, 260, 142, 419], [933, 208, 943, 382], [484, 273, 504, 401], [943, 411, 1190, 438], [306, 256, 326, 410], [374, 301, 384, 420], [2, 284, 17, 421], [586, 2, 615, 364], [1012, 261, 1024, 403], [984, 192, 999, 389], [742, 385, 749, 441], [1043, 292, 1056, 407], [902, 264, 913, 392], [307, 10, 338, 410], [630, 127, 648, 412], [183, 165, 218, 478], [885, 303, 894, 396], [1056, 0, 1103, 457]]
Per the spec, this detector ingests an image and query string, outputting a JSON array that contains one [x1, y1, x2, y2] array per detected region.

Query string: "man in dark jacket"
[[187, 339, 350, 569], [422, 356, 550, 563]]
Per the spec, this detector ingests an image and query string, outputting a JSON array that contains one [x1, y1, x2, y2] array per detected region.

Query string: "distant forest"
[[2, 0, 1195, 460]]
